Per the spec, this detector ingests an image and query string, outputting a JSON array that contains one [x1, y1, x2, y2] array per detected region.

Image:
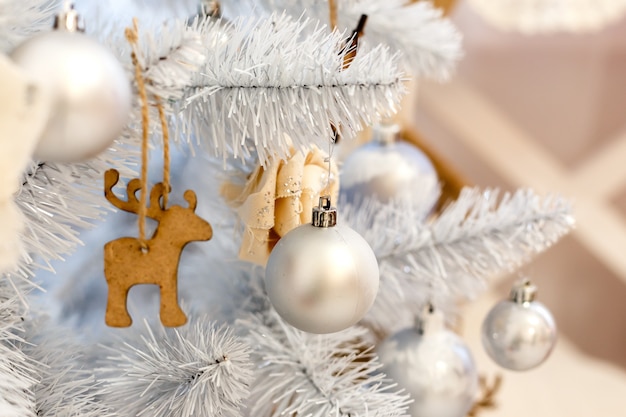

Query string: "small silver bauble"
[[10, 4, 131, 163], [340, 122, 438, 204], [481, 280, 557, 371], [265, 196, 379, 334], [377, 307, 478, 417]]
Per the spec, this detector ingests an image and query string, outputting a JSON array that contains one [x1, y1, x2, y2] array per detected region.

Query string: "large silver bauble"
[[10, 31, 131, 162], [340, 127, 437, 204], [377, 323, 478, 417], [265, 223, 379, 334], [481, 298, 557, 371]]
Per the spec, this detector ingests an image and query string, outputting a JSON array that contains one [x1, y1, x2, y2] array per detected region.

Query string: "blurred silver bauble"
[[265, 197, 379, 334], [340, 122, 437, 204], [10, 5, 131, 163], [377, 307, 478, 417], [481, 280, 557, 371]]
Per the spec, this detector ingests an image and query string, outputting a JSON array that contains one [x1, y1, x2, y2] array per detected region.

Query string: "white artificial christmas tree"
[[0, 0, 574, 416]]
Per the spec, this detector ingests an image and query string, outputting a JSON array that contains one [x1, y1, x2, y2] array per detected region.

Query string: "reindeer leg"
[[105, 283, 132, 327], [159, 274, 187, 327]]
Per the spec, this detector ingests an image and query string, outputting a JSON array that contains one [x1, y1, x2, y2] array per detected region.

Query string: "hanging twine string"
[[125, 18, 172, 248], [125, 19, 150, 249], [155, 96, 171, 208], [328, 0, 338, 31]]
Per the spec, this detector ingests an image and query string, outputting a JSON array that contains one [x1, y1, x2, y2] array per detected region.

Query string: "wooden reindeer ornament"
[[103, 169, 213, 327], [103, 20, 212, 327]]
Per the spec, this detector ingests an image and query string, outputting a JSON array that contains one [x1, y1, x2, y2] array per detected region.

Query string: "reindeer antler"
[[148, 183, 167, 219], [104, 169, 166, 220], [105, 169, 135, 212], [183, 190, 197, 211]]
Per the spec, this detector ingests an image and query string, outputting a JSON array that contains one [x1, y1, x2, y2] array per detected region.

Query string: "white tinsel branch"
[[0, 276, 36, 417], [254, 0, 463, 80], [21, 321, 114, 417], [97, 316, 253, 417], [344, 187, 574, 328], [181, 13, 405, 164], [0, 0, 58, 53], [240, 309, 410, 416], [132, 19, 207, 102], [15, 140, 138, 280], [96, 12, 404, 164]]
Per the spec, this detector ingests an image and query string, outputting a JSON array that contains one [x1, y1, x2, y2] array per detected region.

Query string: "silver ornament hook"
[[54, 2, 85, 33], [509, 279, 537, 304], [312, 196, 337, 228]]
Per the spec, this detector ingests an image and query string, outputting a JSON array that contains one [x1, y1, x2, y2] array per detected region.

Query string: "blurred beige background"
[[409, 1, 626, 415]]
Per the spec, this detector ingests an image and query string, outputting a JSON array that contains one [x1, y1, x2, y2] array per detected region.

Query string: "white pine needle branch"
[[21, 321, 114, 417], [182, 13, 405, 164], [255, 0, 463, 80], [0, 276, 36, 417], [0, 0, 58, 53], [345, 187, 574, 321], [15, 142, 138, 280], [343, 0, 462, 80], [131, 19, 207, 102], [240, 309, 410, 417], [97, 316, 253, 417]]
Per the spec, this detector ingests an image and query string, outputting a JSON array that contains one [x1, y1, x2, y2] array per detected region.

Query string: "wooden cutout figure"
[[103, 169, 213, 327]]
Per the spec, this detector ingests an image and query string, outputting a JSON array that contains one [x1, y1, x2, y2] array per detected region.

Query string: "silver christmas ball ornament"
[[265, 196, 379, 334], [340, 122, 438, 204], [481, 280, 557, 371], [10, 4, 131, 163], [377, 306, 478, 417]]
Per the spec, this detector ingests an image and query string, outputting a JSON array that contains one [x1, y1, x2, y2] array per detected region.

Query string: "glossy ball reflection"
[[481, 299, 557, 371], [341, 139, 437, 205], [265, 223, 379, 334], [377, 326, 478, 417], [11, 31, 131, 162]]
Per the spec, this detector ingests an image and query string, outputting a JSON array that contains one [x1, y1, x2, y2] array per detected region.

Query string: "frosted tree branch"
[[97, 13, 404, 164], [97, 316, 253, 417], [15, 142, 138, 281], [21, 321, 114, 417], [0, 276, 35, 417], [344, 187, 574, 329], [253, 0, 463, 80], [240, 309, 411, 416], [0, 0, 58, 53], [132, 19, 207, 102], [180, 13, 406, 164]]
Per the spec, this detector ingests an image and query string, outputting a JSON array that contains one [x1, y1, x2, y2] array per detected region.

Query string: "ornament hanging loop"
[[312, 196, 337, 228], [54, 2, 85, 33], [510, 279, 537, 304]]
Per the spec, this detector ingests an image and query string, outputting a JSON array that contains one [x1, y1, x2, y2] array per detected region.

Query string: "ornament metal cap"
[[199, 0, 222, 17], [415, 303, 445, 335], [54, 2, 85, 33], [510, 279, 537, 304], [372, 121, 401, 146], [312, 196, 337, 228]]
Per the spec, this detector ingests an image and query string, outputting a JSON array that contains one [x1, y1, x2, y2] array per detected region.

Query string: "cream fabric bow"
[[222, 146, 339, 265]]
